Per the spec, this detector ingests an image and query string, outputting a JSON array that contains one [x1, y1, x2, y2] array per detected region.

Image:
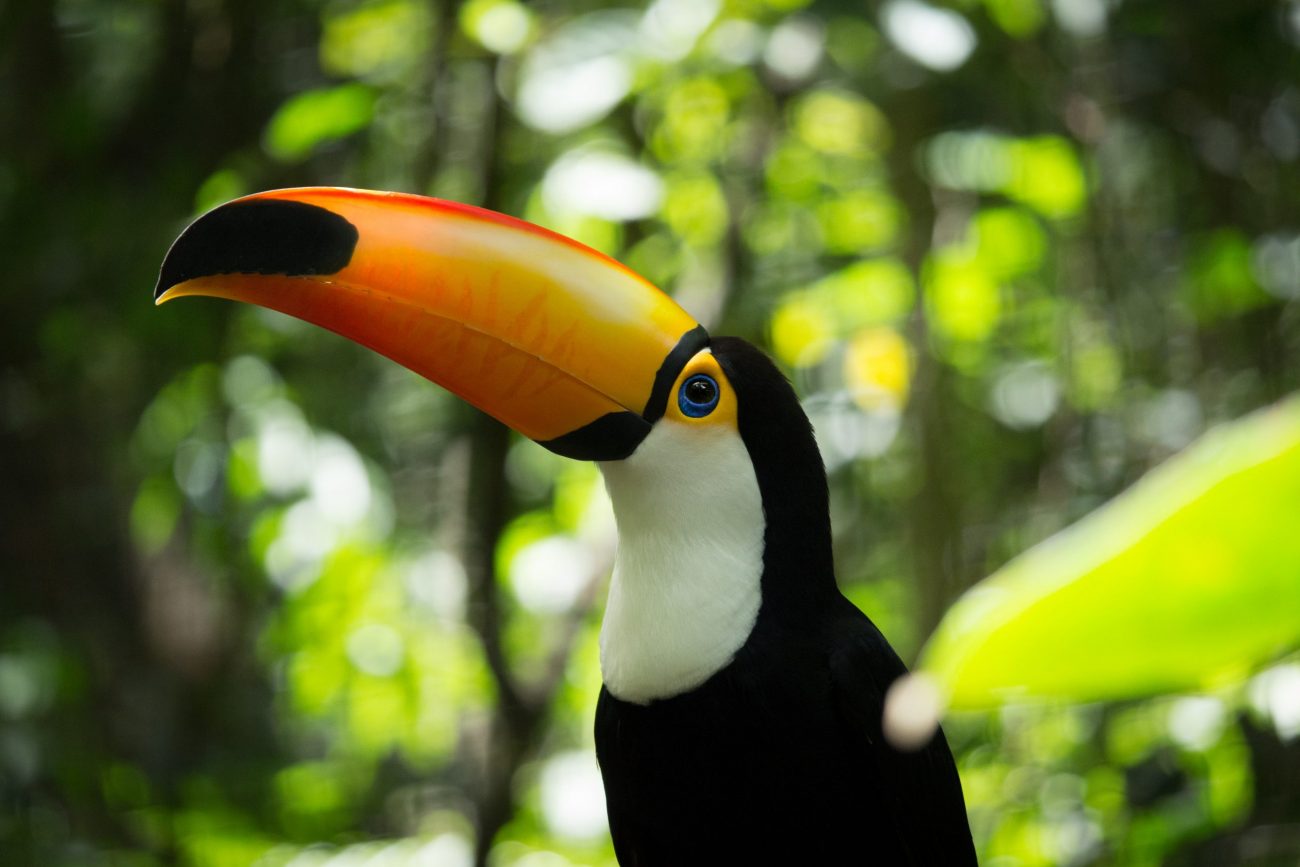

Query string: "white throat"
[[597, 419, 765, 704]]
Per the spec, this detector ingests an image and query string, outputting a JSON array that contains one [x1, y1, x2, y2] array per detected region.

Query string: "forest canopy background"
[[4, 0, 1300, 865]]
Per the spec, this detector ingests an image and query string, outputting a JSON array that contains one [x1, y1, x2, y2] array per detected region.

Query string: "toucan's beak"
[[156, 188, 707, 460]]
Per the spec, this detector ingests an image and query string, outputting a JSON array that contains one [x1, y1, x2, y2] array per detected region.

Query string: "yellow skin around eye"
[[665, 350, 739, 431]]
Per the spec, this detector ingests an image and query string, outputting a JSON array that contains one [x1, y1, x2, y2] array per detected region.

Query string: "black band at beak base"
[[536, 324, 711, 461], [538, 412, 652, 461]]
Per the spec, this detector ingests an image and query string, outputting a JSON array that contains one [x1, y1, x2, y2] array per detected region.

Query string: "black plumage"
[[595, 338, 977, 865]]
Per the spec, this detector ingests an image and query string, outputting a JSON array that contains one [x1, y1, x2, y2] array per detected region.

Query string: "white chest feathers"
[[597, 420, 766, 704]]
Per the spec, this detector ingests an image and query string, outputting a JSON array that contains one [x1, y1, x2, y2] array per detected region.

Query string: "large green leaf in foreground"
[[919, 397, 1300, 711]]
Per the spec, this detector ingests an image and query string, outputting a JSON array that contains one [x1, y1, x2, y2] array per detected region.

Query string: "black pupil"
[[686, 378, 716, 405]]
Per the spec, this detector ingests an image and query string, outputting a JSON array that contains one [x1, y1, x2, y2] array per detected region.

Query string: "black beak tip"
[[154, 197, 360, 302]]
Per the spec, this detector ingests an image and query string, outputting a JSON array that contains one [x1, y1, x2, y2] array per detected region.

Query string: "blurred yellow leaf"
[[843, 327, 912, 411], [770, 294, 835, 367]]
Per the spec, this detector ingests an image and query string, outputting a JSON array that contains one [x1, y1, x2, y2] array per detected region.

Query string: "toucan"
[[156, 188, 977, 864]]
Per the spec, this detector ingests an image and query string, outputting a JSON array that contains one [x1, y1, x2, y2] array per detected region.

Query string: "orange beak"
[[156, 188, 706, 459]]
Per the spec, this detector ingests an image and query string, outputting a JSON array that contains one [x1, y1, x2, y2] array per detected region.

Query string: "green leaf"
[[263, 83, 375, 162], [322, 0, 431, 80], [130, 476, 181, 554], [919, 396, 1300, 710], [1184, 229, 1272, 322]]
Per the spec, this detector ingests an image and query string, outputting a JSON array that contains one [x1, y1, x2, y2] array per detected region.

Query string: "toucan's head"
[[157, 188, 833, 699], [156, 189, 821, 477]]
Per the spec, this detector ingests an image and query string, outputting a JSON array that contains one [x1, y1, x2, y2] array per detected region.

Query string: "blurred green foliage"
[[921, 397, 1300, 707], [4, 0, 1300, 865]]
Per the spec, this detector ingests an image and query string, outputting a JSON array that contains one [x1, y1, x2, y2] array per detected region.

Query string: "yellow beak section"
[[156, 188, 706, 459]]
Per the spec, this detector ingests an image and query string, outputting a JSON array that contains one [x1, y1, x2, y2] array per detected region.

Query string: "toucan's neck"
[[751, 446, 838, 618], [598, 419, 766, 704], [712, 338, 839, 619]]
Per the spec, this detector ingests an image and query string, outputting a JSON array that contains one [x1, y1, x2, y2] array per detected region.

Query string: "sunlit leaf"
[[925, 247, 1002, 343], [321, 1, 430, 80], [824, 16, 882, 73], [821, 258, 916, 326], [971, 206, 1046, 280], [1066, 323, 1123, 410], [263, 84, 376, 162], [843, 326, 912, 410], [1006, 136, 1087, 219], [130, 476, 180, 554], [225, 439, 262, 501], [552, 462, 607, 533], [743, 200, 821, 257], [925, 131, 1086, 220], [133, 365, 221, 466], [765, 140, 825, 201], [624, 233, 685, 292], [1185, 229, 1272, 322], [917, 396, 1300, 710], [1205, 732, 1253, 824], [661, 170, 728, 246], [793, 89, 889, 155], [654, 77, 730, 162], [817, 189, 902, 254], [983, 0, 1046, 37], [274, 760, 362, 837], [770, 293, 835, 367], [193, 168, 246, 215], [176, 809, 278, 867]]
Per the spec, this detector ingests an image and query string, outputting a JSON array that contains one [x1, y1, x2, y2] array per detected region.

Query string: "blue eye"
[[678, 374, 720, 418]]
